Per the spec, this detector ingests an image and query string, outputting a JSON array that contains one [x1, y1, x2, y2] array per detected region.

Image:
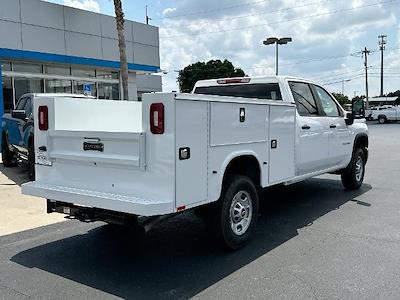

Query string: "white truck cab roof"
[[192, 75, 319, 91]]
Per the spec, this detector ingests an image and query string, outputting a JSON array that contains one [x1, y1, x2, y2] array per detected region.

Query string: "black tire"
[[341, 148, 366, 190], [378, 116, 386, 124], [28, 141, 35, 181], [207, 175, 259, 250], [1, 135, 16, 167]]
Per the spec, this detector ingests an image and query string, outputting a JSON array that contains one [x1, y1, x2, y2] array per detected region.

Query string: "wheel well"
[[354, 134, 368, 162], [223, 155, 261, 188]]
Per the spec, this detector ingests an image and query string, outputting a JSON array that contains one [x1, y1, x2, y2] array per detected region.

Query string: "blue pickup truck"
[[1, 93, 93, 180]]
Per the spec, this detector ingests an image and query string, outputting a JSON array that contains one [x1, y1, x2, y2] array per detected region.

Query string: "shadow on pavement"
[[12, 177, 371, 299], [0, 161, 30, 186]]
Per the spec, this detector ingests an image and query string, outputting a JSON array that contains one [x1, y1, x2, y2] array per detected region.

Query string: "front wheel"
[[341, 148, 366, 190], [207, 175, 259, 250]]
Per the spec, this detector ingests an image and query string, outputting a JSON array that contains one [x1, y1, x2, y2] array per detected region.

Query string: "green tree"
[[178, 59, 245, 93], [332, 92, 350, 108], [386, 90, 400, 105]]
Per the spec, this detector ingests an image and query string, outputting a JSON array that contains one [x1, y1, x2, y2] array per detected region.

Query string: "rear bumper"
[[21, 181, 174, 217]]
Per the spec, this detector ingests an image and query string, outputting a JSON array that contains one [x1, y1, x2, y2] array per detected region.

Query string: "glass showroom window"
[[97, 70, 119, 80], [44, 65, 71, 76], [73, 81, 97, 97], [13, 63, 43, 74], [98, 82, 119, 100], [46, 79, 72, 93], [2, 76, 13, 112], [1, 61, 11, 72], [72, 68, 95, 78], [14, 77, 44, 100]]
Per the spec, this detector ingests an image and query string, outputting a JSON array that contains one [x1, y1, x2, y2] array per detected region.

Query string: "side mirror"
[[345, 112, 354, 126], [352, 98, 365, 119], [11, 110, 27, 120]]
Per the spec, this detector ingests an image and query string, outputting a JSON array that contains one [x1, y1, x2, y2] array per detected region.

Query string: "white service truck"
[[22, 76, 368, 249]]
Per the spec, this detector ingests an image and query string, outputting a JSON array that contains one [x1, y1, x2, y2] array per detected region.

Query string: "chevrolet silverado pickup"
[[21, 76, 368, 249]]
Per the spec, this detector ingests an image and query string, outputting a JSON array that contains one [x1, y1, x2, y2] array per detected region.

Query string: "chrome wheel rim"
[[355, 156, 364, 182], [229, 190, 252, 236]]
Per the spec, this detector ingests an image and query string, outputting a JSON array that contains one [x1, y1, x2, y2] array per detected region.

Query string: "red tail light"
[[38, 106, 48, 131], [150, 103, 164, 134]]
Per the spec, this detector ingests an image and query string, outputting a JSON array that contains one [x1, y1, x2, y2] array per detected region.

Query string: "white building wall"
[[0, 0, 161, 100]]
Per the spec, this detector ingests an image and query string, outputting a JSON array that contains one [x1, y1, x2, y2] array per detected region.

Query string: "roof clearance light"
[[217, 78, 251, 84]]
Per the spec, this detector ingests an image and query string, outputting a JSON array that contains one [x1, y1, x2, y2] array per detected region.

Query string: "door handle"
[[301, 125, 311, 130], [330, 124, 337, 128]]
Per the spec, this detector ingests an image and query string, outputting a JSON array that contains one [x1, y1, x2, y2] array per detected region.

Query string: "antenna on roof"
[[146, 5, 152, 24]]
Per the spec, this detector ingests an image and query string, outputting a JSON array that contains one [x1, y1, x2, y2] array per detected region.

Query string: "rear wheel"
[[206, 175, 259, 250], [341, 148, 365, 190], [1, 135, 16, 167], [378, 116, 387, 124]]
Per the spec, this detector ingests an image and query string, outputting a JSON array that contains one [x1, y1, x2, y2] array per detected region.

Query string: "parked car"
[[1, 93, 94, 180], [21, 76, 368, 249]]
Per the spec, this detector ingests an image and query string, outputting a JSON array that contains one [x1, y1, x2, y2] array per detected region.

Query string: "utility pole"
[[146, 5, 152, 24], [361, 47, 371, 109], [378, 35, 387, 96]]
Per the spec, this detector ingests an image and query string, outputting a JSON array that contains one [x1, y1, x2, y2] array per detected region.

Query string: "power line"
[[160, 0, 336, 29], [161, 0, 398, 39], [153, 0, 271, 20]]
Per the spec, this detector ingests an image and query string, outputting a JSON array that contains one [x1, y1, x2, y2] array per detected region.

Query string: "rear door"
[[312, 84, 351, 166], [289, 81, 330, 175]]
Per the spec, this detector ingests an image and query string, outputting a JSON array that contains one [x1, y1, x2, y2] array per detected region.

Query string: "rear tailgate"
[[22, 96, 176, 216]]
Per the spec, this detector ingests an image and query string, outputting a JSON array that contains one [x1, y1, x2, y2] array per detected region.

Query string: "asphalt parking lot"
[[0, 123, 400, 299]]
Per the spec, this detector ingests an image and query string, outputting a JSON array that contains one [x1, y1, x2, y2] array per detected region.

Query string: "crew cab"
[[1, 93, 93, 180], [21, 76, 368, 249], [369, 105, 400, 124]]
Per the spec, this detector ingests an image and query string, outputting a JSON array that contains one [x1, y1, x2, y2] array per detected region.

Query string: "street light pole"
[[263, 37, 292, 76]]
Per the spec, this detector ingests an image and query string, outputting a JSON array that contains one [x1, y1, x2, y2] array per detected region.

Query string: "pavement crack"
[[0, 282, 30, 298]]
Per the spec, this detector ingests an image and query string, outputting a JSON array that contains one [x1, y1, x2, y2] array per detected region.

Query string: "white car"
[[22, 76, 368, 249]]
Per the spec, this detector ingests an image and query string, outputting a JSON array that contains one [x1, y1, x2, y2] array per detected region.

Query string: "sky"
[[44, 0, 399, 98]]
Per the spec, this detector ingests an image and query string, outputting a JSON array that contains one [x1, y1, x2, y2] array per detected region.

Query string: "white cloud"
[[158, 0, 398, 95], [163, 8, 176, 16], [63, 0, 100, 13]]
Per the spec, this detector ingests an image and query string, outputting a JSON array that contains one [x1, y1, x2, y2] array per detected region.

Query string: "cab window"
[[194, 83, 282, 100], [289, 81, 319, 116], [313, 85, 341, 117], [15, 97, 27, 110], [24, 97, 32, 117]]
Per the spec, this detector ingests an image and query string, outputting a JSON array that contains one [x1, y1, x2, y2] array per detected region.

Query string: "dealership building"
[[0, 0, 162, 116]]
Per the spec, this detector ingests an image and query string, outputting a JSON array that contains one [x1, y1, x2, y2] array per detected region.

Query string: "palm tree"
[[113, 0, 129, 100]]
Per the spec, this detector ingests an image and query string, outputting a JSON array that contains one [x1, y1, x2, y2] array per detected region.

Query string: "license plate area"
[[83, 142, 104, 152]]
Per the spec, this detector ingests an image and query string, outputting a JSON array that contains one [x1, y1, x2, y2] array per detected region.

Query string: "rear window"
[[194, 83, 282, 100]]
